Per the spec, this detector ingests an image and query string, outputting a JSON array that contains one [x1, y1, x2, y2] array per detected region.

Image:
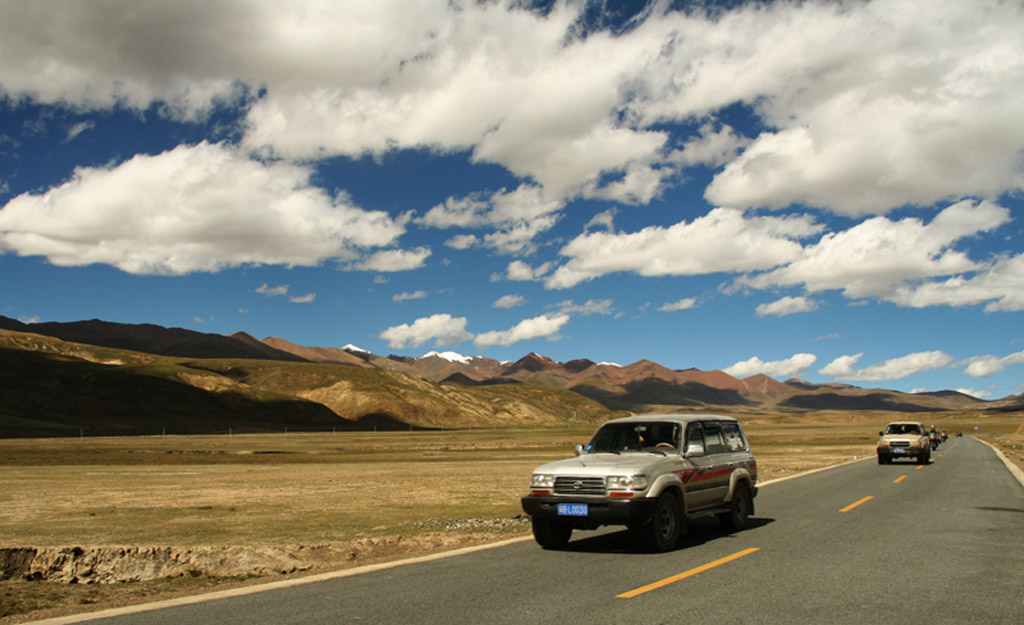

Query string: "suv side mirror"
[[684, 443, 705, 458], [574, 444, 585, 456]]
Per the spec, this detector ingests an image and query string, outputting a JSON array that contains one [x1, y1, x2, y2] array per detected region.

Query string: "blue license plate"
[[557, 503, 588, 517]]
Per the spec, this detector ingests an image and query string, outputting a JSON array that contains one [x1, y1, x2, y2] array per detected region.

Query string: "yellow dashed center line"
[[840, 496, 873, 512], [617, 548, 761, 598], [894, 475, 907, 483]]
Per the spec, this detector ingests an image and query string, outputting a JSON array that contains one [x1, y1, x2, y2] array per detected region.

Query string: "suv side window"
[[703, 423, 727, 455], [722, 422, 747, 452], [685, 423, 705, 453]]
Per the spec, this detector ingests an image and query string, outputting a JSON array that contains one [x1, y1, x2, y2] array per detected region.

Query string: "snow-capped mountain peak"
[[421, 350, 472, 364]]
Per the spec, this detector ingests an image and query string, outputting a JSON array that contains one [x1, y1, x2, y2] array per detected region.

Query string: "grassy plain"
[[1, 410, 1022, 623]]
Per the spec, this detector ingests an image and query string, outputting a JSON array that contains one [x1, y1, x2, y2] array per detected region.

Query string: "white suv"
[[521, 414, 758, 551], [876, 421, 931, 464]]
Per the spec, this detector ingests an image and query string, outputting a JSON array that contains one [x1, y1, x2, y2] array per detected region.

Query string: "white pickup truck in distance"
[[521, 414, 758, 551]]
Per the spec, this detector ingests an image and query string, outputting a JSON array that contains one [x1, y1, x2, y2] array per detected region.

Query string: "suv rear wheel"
[[719, 482, 751, 532]]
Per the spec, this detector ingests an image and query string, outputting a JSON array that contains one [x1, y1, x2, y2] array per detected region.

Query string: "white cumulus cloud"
[[820, 351, 955, 381], [378, 313, 473, 349], [755, 296, 819, 318], [659, 298, 698, 312], [503, 260, 552, 282], [350, 247, 431, 273], [739, 200, 1011, 302], [256, 283, 289, 297], [547, 207, 822, 289], [474, 313, 569, 348], [888, 253, 1024, 312], [393, 291, 428, 303], [960, 351, 1024, 378], [723, 353, 817, 379], [2, 0, 1023, 216], [493, 294, 526, 309], [0, 143, 406, 275], [552, 299, 614, 316]]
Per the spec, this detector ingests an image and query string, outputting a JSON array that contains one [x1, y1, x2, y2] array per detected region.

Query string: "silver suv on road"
[[521, 414, 758, 551]]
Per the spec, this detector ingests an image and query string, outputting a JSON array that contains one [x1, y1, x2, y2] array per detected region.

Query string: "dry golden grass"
[[0, 429, 576, 547], [1, 410, 1021, 623]]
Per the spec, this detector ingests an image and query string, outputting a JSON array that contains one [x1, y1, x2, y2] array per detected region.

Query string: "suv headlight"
[[607, 475, 648, 491], [531, 474, 555, 488]]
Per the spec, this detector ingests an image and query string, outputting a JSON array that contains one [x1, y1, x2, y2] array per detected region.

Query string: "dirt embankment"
[[0, 518, 530, 585], [1, 546, 309, 585]]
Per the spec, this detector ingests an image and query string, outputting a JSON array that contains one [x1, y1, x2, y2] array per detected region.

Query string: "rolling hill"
[[0, 327, 616, 437]]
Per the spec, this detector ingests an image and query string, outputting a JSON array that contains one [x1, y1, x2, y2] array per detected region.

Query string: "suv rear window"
[[722, 422, 747, 452]]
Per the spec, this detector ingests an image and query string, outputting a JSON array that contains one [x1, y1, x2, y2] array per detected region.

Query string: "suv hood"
[[532, 453, 670, 477]]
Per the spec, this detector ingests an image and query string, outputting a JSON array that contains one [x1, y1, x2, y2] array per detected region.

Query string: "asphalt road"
[[53, 436, 1024, 625]]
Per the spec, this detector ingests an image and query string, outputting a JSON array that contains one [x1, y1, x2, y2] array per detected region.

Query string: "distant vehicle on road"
[[521, 414, 758, 552], [877, 421, 931, 464]]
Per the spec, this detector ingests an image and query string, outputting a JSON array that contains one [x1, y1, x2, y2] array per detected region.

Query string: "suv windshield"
[[885, 424, 921, 435], [585, 421, 681, 453]]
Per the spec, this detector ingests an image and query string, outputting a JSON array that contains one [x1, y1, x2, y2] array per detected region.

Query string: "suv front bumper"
[[521, 495, 658, 528], [878, 447, 925, 459]]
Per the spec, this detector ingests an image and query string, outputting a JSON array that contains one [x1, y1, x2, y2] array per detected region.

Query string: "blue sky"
[[1, 0, 1022, 399]]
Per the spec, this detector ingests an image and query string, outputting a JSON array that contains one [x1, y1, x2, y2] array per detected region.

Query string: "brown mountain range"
[[2, 315, 1019, 429]]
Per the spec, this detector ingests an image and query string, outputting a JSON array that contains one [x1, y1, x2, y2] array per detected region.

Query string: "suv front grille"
[[890, 441, 910, 448], [554, 476, 605, 495]]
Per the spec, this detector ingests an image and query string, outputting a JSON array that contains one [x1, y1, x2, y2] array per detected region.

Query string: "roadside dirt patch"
[[0, 518, 530, 585], [0, 524, 529, 624]]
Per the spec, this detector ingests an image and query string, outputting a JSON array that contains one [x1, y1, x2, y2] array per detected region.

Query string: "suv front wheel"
[[642, 492, 682, 552], [531, 517, 572, 550]]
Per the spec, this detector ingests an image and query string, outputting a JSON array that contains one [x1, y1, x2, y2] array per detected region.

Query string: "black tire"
[[877, 454, 887, 465], [642, 492, 681, 552], [531, 517, 572, 550], [719, 483, 751, 532], [918, 449, 930, 465]]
